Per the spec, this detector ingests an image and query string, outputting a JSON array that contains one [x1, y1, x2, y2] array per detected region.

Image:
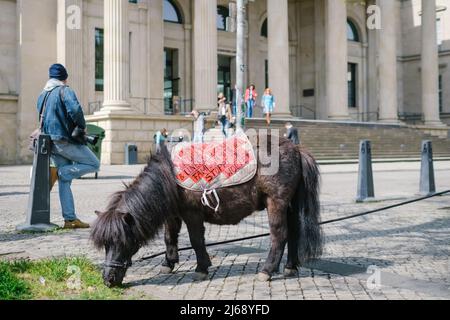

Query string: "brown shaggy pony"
[[91, 136, 322, 287]]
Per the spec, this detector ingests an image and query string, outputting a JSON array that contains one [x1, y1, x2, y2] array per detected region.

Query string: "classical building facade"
[[0, 0, 449, 164]]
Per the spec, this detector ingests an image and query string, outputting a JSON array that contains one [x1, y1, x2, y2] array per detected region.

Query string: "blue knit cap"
[[49, 64, 68, 81]]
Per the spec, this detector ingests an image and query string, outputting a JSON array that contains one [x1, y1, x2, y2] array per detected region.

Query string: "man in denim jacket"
[[37, 64, 100, 229]]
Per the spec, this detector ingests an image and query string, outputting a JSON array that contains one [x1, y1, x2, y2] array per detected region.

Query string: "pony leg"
[[259, 199, 288, 281], [185, 217, 212, 281], [161, 217, 182, 274], [285, 205, 300, 277]]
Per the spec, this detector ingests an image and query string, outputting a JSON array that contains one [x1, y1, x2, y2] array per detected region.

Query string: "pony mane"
[[91, 146, 180, 249]]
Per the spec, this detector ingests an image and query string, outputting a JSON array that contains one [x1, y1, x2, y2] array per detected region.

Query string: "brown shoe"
[[63, 219, 90, 229]]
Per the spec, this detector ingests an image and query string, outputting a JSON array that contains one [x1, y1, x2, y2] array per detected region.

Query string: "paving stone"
[[1, 163, 449, 300]]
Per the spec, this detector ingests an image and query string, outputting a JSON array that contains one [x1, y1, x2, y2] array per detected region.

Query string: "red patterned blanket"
[[171, 133, 257, 191]]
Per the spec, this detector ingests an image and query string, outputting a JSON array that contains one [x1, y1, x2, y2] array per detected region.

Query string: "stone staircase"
[[246, 119, 450, 160]]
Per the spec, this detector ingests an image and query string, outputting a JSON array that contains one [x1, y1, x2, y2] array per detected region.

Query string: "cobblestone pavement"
[[0, 162, 449, 300]]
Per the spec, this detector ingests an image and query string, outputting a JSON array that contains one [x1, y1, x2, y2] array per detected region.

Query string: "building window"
[[439, 74, 443, 113], [218, 55, 232, 102], [261, 19, 268, 38], [217, 6, 229, 31], [95, 28, 104, 92], [348, 63, 357, 108], [129, 0, 138, 3], [347, 20, 360, 42], [265, 59, 269, 89], [164, 0, 182, 24], [164, 48, 179, 115]]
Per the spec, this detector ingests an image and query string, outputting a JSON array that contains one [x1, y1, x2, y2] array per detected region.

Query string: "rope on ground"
[[137, 189, 450, 263]]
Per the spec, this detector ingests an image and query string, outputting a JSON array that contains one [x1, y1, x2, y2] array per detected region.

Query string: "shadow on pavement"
[[0, 192, 29, 197], [124, 256, 394, 289], [324, 216, 450, 246]]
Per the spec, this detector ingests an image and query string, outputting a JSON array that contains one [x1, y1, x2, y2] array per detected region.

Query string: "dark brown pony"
[[91, 136, 322, 287]]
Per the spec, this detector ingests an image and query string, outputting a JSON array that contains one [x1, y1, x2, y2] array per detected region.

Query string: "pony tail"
[[297, 148, 323, 264]]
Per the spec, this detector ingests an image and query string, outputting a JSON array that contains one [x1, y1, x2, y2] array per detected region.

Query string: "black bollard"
[[17, 135, 58, 232], [420, 141, 436, 196], [356, 140, 375, 202]]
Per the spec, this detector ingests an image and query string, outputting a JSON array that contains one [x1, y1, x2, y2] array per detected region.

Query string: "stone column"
[[377, 0, 399, 123], [137, 2, 148, 102], [148, 0, 164, 114], [100, 0, 131, 113], [57, 0, 84, 106], [16, 0, 57, 163], [421, 0, 442, 126], [314, 0, 327, 119], [235, 0, 246, 128], [367, 9, 378, 121], [267, 0, 291, 117], [184, 24, 193, 104], [325, 0, 349, 120], [193, 0, 218, 111], [247, 2, 262, 94]]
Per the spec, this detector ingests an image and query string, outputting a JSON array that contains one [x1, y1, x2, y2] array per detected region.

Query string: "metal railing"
[[87, 97, 195, 116], [130, 97, 160, 115], [88, 101, 102, 115], [398, 112, 423, 125], [290, 105, 317, 120], [439, 112, 450, 119], [167, 97, 195, 116], [349, 111, 379, 123]]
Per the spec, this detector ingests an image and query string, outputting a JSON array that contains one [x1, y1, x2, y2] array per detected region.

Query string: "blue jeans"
[[246, 100, 255, 118], [219, 116, 230, 137], [51, 141, 100, 221]]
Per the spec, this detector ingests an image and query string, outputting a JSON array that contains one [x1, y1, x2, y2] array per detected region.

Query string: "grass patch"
[[0, 257, 124, 300], [0, 263, 31, 300]]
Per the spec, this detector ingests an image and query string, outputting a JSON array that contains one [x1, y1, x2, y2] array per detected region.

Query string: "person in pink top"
[[244, 85, 258, 119]]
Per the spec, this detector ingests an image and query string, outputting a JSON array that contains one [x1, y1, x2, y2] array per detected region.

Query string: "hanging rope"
[[136, 189, 450, 263]]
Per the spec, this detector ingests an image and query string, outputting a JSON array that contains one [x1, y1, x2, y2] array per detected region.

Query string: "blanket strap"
[[201, 189, 220, 213]]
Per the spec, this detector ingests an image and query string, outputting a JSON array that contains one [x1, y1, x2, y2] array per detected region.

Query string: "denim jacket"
[[37, 80, 86, 144]]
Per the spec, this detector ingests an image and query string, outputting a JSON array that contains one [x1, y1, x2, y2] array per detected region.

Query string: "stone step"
[[246, 119, 450, 160]]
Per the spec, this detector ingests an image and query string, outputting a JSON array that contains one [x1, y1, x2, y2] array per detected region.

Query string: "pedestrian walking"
[[191, 110, 206, 143], [218, 93, 232, 137], [245, 85, 258, 119], [261, 88, 275, 125]]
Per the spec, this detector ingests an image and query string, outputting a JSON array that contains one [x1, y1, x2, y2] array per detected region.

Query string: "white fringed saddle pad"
[[171, 133, 257, 191]]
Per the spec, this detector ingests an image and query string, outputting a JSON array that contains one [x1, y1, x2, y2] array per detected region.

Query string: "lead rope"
[[201, 189, 220, 213]]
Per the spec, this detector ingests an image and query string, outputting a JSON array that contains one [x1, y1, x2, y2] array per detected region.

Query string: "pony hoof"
[[257, 272, 271, 282], [193, 272, 208, 282], [283, 268, 298, 278], [160, 266, 173, 274]]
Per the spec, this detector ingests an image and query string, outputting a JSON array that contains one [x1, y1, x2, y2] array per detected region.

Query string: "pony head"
[[91, 147, 179, 287]]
